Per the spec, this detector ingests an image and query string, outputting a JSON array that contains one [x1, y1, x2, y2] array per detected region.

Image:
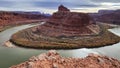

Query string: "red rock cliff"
[[0, 11, 47, 27], [49, 11, 91, 27], [35, 5, 97, 37]]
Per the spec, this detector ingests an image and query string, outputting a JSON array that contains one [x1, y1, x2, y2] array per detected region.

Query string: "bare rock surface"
[[10, 50, 120, 68]]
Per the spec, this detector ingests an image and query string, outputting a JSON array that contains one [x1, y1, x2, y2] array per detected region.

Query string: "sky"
[[0, 0, 120, 14]]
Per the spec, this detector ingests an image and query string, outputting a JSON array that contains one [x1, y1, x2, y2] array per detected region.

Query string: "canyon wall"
[[89, 10, 120, 25], [0, 11, 47, 27]]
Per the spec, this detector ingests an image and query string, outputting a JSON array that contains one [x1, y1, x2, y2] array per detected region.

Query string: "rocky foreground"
[[10, 50, 120, 68]]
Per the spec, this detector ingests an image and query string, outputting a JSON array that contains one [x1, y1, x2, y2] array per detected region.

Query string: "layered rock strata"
[[89, 9, 120, 25], [32, 5, 99, 37], [0, 11, 47, 29]]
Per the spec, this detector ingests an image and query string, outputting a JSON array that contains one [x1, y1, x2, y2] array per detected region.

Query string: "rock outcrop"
[[58, 5, 70, 12], [10, 50, 120, 68], [35, 5, 98, 37]]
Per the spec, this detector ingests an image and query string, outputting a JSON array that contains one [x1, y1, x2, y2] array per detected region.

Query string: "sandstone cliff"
[[89, 9, 120, 25], [35, 5, 98, 37], [0, 11, 47, 27]]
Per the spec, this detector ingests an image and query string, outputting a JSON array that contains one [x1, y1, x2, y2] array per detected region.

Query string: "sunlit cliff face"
[[0, 0, 119, 14]]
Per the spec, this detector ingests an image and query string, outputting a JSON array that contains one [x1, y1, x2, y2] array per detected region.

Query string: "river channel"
[[0, 22, 120, 68]]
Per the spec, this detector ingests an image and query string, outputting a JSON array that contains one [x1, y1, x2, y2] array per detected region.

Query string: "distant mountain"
[[12, 11, 51, 17], [89, 9, 120, 25], [98, 10, 115, 15]]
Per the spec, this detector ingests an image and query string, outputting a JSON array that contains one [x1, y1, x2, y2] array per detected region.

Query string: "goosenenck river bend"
[[0, 22, 119, 68]]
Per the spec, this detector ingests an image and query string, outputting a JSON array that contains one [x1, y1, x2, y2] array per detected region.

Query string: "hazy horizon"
[[0, 0, 120, 14]]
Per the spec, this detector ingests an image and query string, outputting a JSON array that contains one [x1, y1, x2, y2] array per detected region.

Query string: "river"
[[0, 23, 120, 68]]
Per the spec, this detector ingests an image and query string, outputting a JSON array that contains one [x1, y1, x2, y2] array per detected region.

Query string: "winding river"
[[0, 23, 120, 68]]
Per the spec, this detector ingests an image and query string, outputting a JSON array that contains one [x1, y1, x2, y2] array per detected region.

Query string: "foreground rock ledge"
[[10, 50, 120, 68]]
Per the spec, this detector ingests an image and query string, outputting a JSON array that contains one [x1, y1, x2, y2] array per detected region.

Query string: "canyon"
[[10, 5, 120, 49], [89, 10, 120, 25], [0, 5, 119, 68], [0, 11, 48, 31]]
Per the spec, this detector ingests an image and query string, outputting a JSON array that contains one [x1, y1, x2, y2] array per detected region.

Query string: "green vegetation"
[[10, 24, 120, 49]]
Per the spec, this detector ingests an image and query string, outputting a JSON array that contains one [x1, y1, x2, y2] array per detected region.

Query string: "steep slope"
[[0, 11, 49, 32]]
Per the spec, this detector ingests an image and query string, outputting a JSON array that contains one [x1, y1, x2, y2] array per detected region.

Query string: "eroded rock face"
[[50, 5, 91, 27], [10, 50, 120, 68], [0, 11, 47, 26], [58, 5, 70, 12], [50, 12, 91, 27], [35, 5, 97, 37], [89, 9, 120, 25]]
